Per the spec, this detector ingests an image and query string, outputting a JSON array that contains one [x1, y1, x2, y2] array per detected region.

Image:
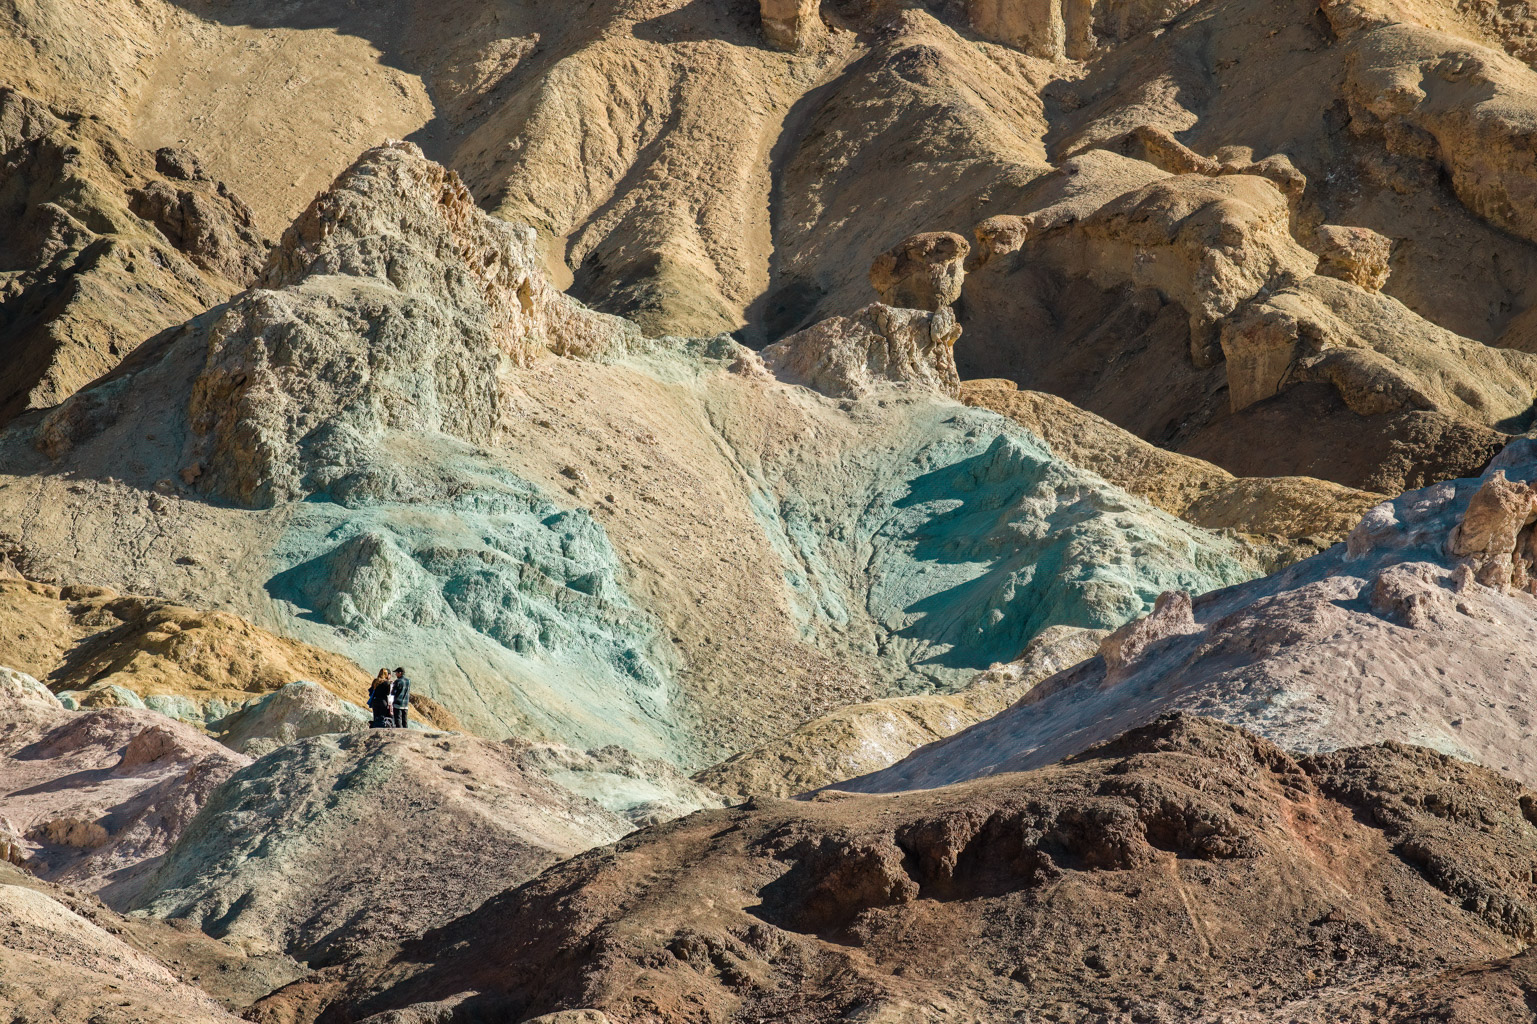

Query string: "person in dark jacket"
[[391, 667, 411, 729], [367, 669, 393, 728]]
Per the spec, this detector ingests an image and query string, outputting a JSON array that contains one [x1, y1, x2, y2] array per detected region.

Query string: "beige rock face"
[[695, 625, 1104, 798], [1339, 21, 1537, 248], [0, 876, 246, 1024], [0, 87, 268, 428], [1447, 469, 1537, 588], [868, 231, 971, 310], [971, 214, 1032, 266], [760, 0, 821, 52], [966, 0, 1201, 59], [1041, 173, 1319, 366], [967, 0, 1068, 58], [1312, 224, 1394, 291], [760, 303, 962, 398], [960, 381, 1385, 563]]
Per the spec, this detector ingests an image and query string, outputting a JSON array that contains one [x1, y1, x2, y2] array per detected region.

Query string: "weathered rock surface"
[[845, 440, 1537, 793], [960, 379, 1386, 565], [695, 625, 1103, 799], [0, 87, 267, 428], [183, 140, 635, 509], [961, 140, 1537, 491], [303, 716, 1537, 1024], [0, 684, 248, 904], [868, 231, 970, 311], [132, 729, 637, 963], [759, 303, 962, 398], [510, 741, 725, 828], [0, 143, 1254, 769], [1311, 223, 1394, 291], [759, 0, 822, 52]]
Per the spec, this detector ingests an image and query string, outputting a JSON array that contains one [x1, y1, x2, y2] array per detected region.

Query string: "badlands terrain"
[[3, 0, 1537, 1021]]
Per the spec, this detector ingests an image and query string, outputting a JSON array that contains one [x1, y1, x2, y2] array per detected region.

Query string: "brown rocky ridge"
[[278, 715, 1537, 1024]]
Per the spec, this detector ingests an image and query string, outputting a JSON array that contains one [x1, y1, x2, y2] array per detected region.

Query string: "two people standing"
[[367, 667, 412, 729]]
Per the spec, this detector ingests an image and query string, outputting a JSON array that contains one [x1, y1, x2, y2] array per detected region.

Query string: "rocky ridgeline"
[[2, 141, 1257, 766]]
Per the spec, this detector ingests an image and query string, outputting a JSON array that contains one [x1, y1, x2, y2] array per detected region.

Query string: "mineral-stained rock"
[[759, 0, 821, 51], [695, 625, 1104, 798], [760, 303, 961, 398], [0, 87, 268, 429], [1312, 224, 1394, 291], [0, 578, 458, 737], [0, 139, 1256, 767], [868, 231, 970, 311], [510, 741, 724, 827], [182, 141, 637, 507], [960, 380, 1385, 566], [317, 715, 1537, 1024], [845, 443, 1537, 793], [0, 688, 248, 903]]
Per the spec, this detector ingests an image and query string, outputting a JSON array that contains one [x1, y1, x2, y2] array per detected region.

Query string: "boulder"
[[868, 231, 970, 310], [761, 303, 962, 398], [760, 0, 821, 51], [1447, 469, 1537, 589], [1311, 224, 1393, 291]]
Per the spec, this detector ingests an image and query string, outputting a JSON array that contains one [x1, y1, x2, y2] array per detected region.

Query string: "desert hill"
[[3, 1, 1537, 1022]]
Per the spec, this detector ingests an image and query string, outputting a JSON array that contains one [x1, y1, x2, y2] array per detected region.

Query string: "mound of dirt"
[[131, 729, 643, 964], [295, 715, 1537, 1024]]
